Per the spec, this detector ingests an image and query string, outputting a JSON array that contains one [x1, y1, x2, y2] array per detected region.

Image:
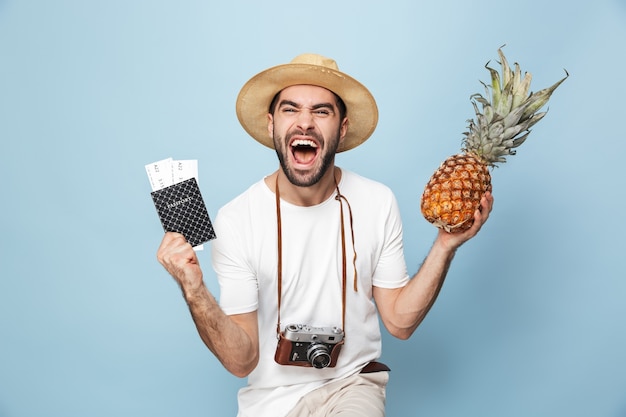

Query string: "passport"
[[150, 177, 216, 247]]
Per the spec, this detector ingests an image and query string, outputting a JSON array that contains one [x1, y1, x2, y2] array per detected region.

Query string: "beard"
[[274, 128, 341, 187]]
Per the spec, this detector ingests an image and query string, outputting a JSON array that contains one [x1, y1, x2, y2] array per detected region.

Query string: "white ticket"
[[172, 159, 198, 184], [145, 157, 175, 191]]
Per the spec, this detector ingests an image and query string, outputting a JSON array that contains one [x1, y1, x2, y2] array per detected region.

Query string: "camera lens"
[[306, 342, 331, 369]]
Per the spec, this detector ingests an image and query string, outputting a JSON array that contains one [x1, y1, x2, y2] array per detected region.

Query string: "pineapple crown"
[[463, 47, 568, 167]]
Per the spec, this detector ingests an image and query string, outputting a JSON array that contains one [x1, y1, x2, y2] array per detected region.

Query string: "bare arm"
[[374, 192, 494, 340], [156, 232, 259, 377]]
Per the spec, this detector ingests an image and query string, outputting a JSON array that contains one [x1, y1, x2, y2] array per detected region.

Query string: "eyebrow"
[[278, 100, 336, 111]]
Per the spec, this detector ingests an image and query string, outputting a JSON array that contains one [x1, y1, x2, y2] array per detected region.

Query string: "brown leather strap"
[[275, 176, 283, 335], [360, 361, 391, 373], [334, 187, 358, 293], [336, 189, 348, 328]]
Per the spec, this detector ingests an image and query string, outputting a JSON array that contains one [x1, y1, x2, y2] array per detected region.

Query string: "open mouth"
[[291, 138, 319, 165]]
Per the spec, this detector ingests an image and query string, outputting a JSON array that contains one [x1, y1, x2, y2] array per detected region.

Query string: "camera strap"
[[274, 172, 357, 336]]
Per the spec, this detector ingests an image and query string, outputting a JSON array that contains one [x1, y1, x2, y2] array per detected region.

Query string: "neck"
[[267, 166, 341, 207]]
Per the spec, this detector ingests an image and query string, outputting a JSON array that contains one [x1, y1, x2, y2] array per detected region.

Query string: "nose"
[[296, 109, 315, 131]]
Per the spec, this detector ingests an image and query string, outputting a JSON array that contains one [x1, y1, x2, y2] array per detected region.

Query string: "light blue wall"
[[1, 1, 625, 416]]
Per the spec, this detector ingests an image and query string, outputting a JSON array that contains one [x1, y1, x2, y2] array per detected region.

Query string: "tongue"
[[294, 147, 316, 164]]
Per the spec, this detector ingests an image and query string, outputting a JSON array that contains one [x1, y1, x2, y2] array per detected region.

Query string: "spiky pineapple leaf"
[[462, 47, 568, 167]]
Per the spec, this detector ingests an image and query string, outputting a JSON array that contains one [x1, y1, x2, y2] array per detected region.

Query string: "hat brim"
[[236, 63, 378, 153]]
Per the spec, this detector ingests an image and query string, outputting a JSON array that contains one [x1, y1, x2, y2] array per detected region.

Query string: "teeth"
[[291, 139, 318, 147]]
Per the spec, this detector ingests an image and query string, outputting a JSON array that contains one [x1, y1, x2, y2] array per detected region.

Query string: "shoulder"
[[215, 179, 272, 226], [219, 179, 269, 212], [340, 169, 396, 201]]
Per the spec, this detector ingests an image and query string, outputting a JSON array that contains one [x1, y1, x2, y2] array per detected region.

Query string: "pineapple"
[[421, 47, 568, 232]]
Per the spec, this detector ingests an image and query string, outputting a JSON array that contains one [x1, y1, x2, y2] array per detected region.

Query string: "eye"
[[312, 106, 335, 117]]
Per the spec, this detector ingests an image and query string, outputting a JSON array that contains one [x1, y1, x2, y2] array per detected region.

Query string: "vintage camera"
[[274, 324, 344, 369]]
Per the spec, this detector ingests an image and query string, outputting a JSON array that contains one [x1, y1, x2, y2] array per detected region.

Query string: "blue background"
[[1, 1, 625, 416]]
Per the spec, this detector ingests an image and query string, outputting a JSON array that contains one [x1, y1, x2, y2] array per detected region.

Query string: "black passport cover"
[[150, 178, 216, 247]]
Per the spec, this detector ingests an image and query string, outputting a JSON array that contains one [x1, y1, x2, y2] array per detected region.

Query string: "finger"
[[480, 192, 493, 216], [483, 191, 494, 211], [157, 232, 190, 262], [473, 194, 493, 229]]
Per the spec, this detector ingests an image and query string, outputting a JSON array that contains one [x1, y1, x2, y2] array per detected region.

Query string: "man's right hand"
[[156, 232, 204, 294]]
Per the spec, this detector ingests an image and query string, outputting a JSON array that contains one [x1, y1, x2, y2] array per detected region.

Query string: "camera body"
[[274, 324, 344, 369]]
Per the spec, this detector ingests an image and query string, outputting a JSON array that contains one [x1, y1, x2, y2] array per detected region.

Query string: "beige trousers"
[[285, 371, 389, 417]]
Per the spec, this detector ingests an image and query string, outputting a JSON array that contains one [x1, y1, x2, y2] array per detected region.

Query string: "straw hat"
[[236, 54, 378, 152]]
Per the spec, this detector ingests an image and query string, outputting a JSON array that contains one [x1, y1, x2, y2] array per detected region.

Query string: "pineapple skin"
[[420, 153, 491, 233]]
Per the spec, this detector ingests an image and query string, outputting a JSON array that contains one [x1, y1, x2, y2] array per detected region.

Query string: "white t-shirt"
[[211, 169, 410, 417]]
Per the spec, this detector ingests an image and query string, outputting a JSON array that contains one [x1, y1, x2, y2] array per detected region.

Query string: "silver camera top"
[[283, 324, 344, 344]]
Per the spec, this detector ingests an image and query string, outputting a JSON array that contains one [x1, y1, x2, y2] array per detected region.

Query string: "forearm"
[[183, 284, 259, 378], [402, 239, 455, 329], [156, 233, 259, 377], [378, 236, 457, 339]]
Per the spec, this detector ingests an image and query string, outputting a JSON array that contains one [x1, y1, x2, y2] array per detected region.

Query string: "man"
[[157, 54, 493, 417]]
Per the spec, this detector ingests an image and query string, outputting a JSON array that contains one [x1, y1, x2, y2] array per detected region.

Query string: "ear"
[[339, 117, 349, 143], [267, 113, 274, 138]]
